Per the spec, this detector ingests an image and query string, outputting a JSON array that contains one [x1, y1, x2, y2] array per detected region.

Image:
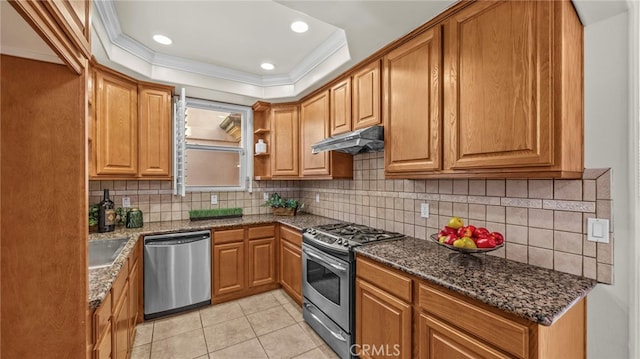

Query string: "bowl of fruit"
[[430, 217, 504, 254]]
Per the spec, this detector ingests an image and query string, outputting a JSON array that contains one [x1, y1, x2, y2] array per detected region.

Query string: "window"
[[174, 92, 253, 194]]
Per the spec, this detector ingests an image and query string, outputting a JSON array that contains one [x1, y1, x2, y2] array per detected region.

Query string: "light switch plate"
[[122, 197, 131, 208], [420, 203, 430, 218], [210, 195, 218, 205], [315, 194, 320, 203], [587, 218, 610, 243], [263, 192, 269, 201]]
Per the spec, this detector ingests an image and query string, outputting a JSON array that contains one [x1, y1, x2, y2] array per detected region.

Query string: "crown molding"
[[92, 0, 350, 99]]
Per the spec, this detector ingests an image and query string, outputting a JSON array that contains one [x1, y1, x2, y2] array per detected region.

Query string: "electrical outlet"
[[263, 192, 269, 201], [420, 203, 429, 218], [587, 218, 609, 243], [210, 195, 218, 205], [315, 194, 320, 203], [122, 197, 131, 208]]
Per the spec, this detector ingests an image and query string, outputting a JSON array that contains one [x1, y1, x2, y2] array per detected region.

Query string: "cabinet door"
[[271, 105, 300, 177], [383, 27, 442, 174], [213, 242, 246, 296], [112, 286, 129, 359], [444, 1, 553, 169], [279, 240, 302, 304], [95, 70, 138, 176], [138, 85, 172, 178], [300, 90, 331, 176], [248, 238, 276, 287], [355, 278, 412, 359], [353, 60, 381, 130], [419, 314, 509, 359], [94, 322, 112, 359], [128, 258, 140, 345], [330, 78, 352, 136]]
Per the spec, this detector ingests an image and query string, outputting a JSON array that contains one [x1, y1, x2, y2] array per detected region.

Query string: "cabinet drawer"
[[279, 225, 301, 247], [111, 264, 128, 308], [248, 225, 275, 240], [93, 291, 111, 342], [356, 256, 412, 302], [419, 283, 529, 359], [214, 228, 244, 244]]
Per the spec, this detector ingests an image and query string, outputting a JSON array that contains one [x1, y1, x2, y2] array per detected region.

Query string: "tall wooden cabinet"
[[383, 27, 442, 175], [90, 63, 173, 180], [8, 0, 91, 74]]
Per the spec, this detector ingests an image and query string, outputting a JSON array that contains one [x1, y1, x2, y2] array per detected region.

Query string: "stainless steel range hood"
[[311, 125, 384, 155]]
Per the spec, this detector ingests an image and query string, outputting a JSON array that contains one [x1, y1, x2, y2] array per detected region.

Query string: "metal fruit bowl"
[[429, 234, 504, 254]]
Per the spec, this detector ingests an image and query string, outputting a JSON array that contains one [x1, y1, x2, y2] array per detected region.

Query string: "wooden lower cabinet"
[[248, 237, 277, 287], [112, 286, 129, 359], [94, 322, 112, 359], [356, 255, 587, 359], [213, 241, 246, 296], [212, 225, 279, 303], [419, 313, 509, 359], [278, 225, 303, 305], [89, 240, 142, 359]]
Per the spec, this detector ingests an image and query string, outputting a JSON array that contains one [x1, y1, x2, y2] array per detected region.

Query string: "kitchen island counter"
[[88, 213, 341, 309], [354, 237, 597, 326]]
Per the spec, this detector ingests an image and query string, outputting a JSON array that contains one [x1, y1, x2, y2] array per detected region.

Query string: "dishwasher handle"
[[144, 231, 211, 246]]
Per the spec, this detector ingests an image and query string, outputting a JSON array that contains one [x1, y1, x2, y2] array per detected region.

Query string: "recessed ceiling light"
[[290, 21, 309, 33], [153, 34, 172, 45], [261, 62, 275, 71]]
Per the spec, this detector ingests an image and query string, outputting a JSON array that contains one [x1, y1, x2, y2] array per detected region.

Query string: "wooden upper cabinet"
[[91, 64, 174, 180], [352, 59, 381, 130], [138, 83, 172, 178], [384, 27, 442, 174], [330, 78, 352, 136], [8, 0, 91, 74], [94, 69, 139, 176], [444, 1, 554, 170], [271, 104, 300, 177], [300, 90, 331, 176]]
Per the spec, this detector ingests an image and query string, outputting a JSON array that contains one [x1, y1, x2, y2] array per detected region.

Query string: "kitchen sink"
[[89, 237, 129, 269]]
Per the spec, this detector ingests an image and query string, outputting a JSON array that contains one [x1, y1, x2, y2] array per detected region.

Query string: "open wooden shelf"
[[254, 152, 270, 157], [254, 128, 270, 134]]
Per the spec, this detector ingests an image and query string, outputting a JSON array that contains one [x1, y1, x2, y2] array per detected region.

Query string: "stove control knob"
[[343, 241, 350, 247], [337, 238, 343, 244]]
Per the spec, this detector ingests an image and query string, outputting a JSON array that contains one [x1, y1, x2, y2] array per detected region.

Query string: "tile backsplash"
[[297, 152, 613, 284], [89, 152, 613, 284]]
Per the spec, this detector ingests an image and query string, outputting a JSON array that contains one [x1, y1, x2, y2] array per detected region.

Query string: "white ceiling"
[[1, 0, 632, 106]]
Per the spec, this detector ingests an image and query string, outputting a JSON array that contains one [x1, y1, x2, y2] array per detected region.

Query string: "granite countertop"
[[88, 213, 341, 309], [354, 237, 597, 326]]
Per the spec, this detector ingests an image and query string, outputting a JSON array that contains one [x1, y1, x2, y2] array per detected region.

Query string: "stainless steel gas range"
[[301, 223, 405, 359]]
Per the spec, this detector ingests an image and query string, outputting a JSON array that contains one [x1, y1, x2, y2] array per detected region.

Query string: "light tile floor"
[[131, 289, 340, 359]]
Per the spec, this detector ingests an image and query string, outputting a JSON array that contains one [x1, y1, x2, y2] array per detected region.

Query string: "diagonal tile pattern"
[[130, 289, 339, 359]]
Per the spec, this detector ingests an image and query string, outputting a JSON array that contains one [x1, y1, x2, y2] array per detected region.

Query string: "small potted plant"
[[265, 192, 299, 216], [88, 204, 99, 233]]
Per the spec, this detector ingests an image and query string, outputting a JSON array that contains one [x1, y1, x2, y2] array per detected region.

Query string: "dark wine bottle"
[[98, 189, 116, 233]]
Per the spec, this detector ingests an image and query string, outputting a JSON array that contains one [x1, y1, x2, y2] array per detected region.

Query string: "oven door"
[[301, 243, 351, 332]]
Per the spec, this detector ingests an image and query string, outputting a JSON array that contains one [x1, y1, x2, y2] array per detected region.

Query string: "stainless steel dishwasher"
[[144, 230, 211, 319]]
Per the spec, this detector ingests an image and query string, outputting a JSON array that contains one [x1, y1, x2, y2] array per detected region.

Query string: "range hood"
[[311, 125, 384, 155]]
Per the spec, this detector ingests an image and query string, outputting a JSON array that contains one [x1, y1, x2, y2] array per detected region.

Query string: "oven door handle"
[[303, 303, 348, 342], [303, 249, 347, 273]]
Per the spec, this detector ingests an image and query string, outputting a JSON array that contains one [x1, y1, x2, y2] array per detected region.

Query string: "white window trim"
[[174, 90, 253, 195]]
